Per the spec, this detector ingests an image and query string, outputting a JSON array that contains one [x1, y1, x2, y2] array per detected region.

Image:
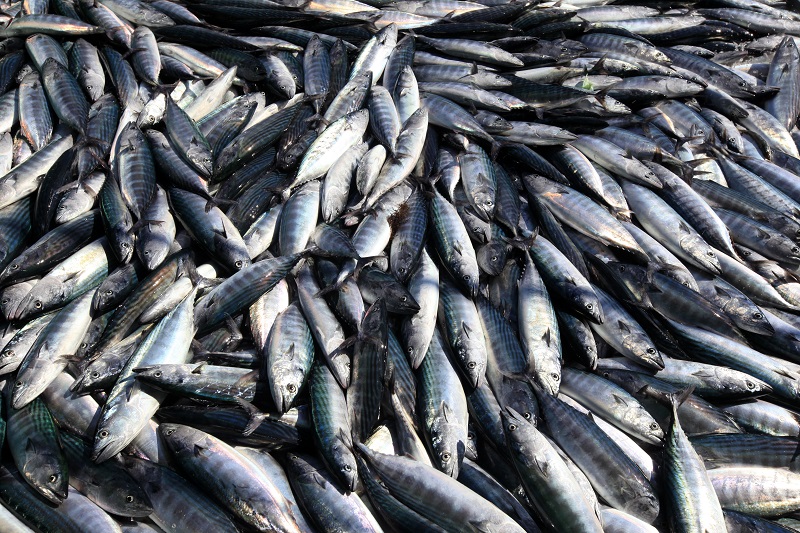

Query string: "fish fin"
[[440, 400, 453, 422], [193, 444, 210, 458], [311, 472, 328, 488], [126, 379, 140, 402], [191, 362, 207, 374], [713, 285, 731, 298], [665, 385, 695, 418], [462, 321, 472, 339], [611, 393, 629, 406], [285, 343, 296, 361], [542, 328, 551, 347], [755, 228, 772, 240], [533, 456, 549, 478], [617, 320, 631, 333], [234, 368, 259, 388], [337, 427, 353, 449], [235, 397, 265, 436], [467, 520, 496, 533], [25, 438, 37, 458]]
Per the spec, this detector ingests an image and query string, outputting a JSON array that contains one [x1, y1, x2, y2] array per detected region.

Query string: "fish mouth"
[[92, 434, 126, 464], [31, 482, 67, 505], [41, 489, 67, 505]]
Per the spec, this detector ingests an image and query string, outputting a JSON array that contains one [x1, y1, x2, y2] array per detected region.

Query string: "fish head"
[[657, 266, 698, 292], [132, 365, 174, 385], [680, 234, 722, 274], [622, 333, 664, 370], [383, 287, 420, 315], [110, 224, 133, 265], [92, 422, 131, 463], [429, 414, 465, 479], [138, 234, 172, 270], [13, 279, 62, 321], [500, 407, 536, 456], [332, 441, 359, 492], [55, 189, 91, 224], [93, 281, 123, 313], [0, 281, 33, 318], [470, 187, 495, 222], [572, 289, 604, 324], [641, 417, 665, 445], [390, 242, 417, 282], [71, 360, 113, 394], [455, 340, 486, 389], [740, 377, 772, 397], [105, 483, 153, 517], [24, 449, 68, 504], [533, 357, 561, 396], [477, 241, 506, 276], [0, 255, 26, 283], [84, 73, 106, 102]]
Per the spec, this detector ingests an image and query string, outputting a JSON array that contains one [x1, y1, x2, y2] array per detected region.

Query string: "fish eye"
[[287, 383, 297, 393], [121, 242, 130, 249], [91, 371, 100, 378], [467, 361, 476, 370], [48, 475, 57, 483], [753, 312, 763, 319], [9, 264, 17, 270], [235, 260, 244, 269], [441, 452, 451, 461], [400, 296, 407, 302], [344, 465, 352, 472], [164, 428, 175, 436], [586, 303, 593, 310], [649, 422, 659, 430], [507, 423, 517, 431], [646, 348, 656, 354], [523, 412, 532, 420], [126, 495, 134, 503], [34, 300, 42, 309], [792, 247, 799, 254], [551, 373, 560, 381], [99, 430, 109, 438], [706, 251, 715, 257], [14, 380, 23, 387], [154, 371, 162, 378], [106, 290, 113, 295], [618, 265, 626, 272], [0, 298, 7, 304], [746, 381, 755, 389], [463, 274, 470, 281], [398, 267, 407, 274]]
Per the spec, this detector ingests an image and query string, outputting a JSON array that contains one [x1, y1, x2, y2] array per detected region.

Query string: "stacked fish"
[[2, 0, 800, 531]]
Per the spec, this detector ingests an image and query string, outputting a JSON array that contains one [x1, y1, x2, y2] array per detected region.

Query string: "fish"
[[3, 4, 800, 532]]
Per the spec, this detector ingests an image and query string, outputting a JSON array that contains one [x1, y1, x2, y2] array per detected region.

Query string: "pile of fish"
[[4, 0, 800, 531]]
